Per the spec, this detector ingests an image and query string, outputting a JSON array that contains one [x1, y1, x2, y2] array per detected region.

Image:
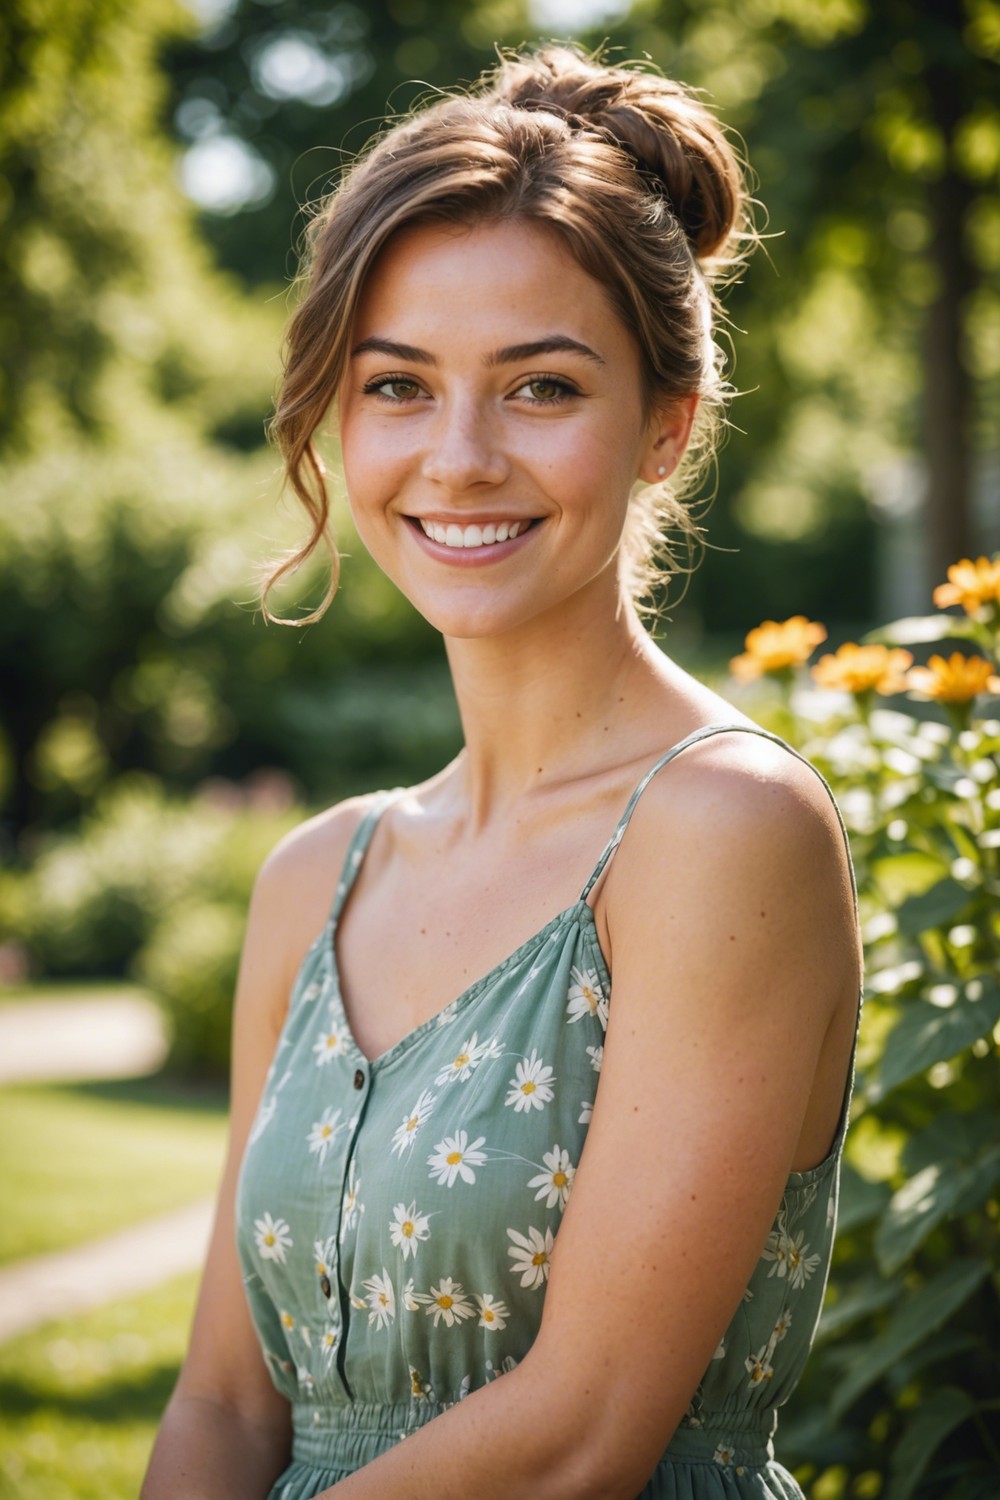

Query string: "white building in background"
[[865, 454, 1000, 620]]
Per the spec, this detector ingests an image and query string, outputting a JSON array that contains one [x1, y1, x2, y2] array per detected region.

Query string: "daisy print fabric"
[[234, 793, 612, 1433], [234, 725, 861, 1500]]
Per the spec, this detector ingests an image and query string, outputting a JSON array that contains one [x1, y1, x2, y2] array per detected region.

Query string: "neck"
[[442, 570, 664, 825]]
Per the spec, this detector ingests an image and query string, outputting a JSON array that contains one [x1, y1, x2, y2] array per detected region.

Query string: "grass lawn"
[[0, 1272, 199, 1500], [0, 1078, 228, 1266]]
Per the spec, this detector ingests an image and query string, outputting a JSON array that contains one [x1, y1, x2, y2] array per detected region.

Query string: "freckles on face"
[[335, 218, 657, 636]]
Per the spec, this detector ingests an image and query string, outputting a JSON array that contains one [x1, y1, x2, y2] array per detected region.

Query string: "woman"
[[143, 42, 863, 1500]]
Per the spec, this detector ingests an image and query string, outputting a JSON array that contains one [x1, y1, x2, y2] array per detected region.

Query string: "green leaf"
[[920, 760, 968, 794], [903, 1109, 1000, 1174], [883, 1387, 977, 1500], [951, 1147, 1000, 1216], [830, 1258, 991, 1418], [896, 878, 974, 935], [837, 1162, 893, 1233], [816, 1272, 902, 1342], [875, 1143, 1000, 1274], [870, 851, 950, 906], [864, 615, 980, 646], [866, 959, 927, 1001], [893, 1328, 979, 1380], [943, 1477, 1000, 1500], [872, 977, 1000, 1100]]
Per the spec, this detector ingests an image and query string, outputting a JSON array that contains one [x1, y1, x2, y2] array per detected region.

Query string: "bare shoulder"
[[621, 727, 849, 896], [243, 791, 385, 1027], [258, 791, 380, 898], [602, 727, 860, 1012]]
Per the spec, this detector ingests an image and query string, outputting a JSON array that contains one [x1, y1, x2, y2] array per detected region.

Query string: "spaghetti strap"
[[328, 789, 402, 926], [579, 721, 860, 912]]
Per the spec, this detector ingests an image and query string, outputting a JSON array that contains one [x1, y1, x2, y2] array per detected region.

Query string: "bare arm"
[[307, 744, 861, 1499], [141, 803, 371, 1498]]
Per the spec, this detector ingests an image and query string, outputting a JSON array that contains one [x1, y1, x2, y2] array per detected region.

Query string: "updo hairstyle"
[[263, 43, 753, 624]]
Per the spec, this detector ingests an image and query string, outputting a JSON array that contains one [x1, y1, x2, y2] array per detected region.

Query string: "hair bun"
[[491, 45, 745, 266]]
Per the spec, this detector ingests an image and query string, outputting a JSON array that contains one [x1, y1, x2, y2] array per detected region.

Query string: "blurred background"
[[0, 1, 998, 1496]]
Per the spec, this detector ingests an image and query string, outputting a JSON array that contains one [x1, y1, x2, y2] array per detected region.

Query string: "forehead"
[[352, 218, 638, 362]]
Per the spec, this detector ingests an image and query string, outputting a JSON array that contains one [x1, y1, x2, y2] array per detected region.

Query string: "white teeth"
[[417, 519, 531, 549]]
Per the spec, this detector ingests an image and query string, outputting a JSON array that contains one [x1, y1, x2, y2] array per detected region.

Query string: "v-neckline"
[[316, 722, 822, 1072], [322, 896, 609, 1071]]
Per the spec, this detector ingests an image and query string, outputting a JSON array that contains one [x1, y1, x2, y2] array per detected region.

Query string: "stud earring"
[[657, 464, 667, 477]]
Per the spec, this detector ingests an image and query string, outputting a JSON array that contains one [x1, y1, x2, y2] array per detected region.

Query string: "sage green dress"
[[236, 722, 861, 1499]]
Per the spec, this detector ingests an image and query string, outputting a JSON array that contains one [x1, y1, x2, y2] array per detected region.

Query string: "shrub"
[[135, 898, 246, 1076], [19, 770, 300, 1074], [21, 774, 228, 976], [728, 558, 1000, 1499], [135, 780, 302, 1075]]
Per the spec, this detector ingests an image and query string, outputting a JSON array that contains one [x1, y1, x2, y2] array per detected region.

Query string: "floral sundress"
[[236, 722, 862, 1499]]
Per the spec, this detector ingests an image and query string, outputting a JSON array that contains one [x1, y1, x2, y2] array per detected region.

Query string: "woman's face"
[[337, 217, 690, 641]]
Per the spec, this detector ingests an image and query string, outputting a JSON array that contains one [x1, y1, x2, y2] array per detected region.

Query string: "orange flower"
[[730, 616, 827, 681], [906, 652, 1000, 705], [932, 556, 1000, 615], [811, 643, 913, 696]]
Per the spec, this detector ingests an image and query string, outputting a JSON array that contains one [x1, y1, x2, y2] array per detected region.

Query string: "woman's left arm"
[[321, 746, 861, 1500]]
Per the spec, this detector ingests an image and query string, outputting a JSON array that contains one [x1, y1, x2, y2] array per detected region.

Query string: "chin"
[[422, 605, 531, 641], [429, 594, 595, 644]]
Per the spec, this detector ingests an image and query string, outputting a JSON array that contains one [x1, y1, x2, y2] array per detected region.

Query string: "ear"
[[638, 394, 699, 485]]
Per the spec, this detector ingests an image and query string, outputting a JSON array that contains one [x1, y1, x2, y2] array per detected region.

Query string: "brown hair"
[[262, 42, 754, 624]]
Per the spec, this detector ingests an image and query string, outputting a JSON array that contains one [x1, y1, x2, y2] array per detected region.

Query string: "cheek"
[[552, 424, 643, 518], [340, 424, 403, 518]]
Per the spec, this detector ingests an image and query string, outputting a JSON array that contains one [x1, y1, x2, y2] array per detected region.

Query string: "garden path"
[[0, 993, 213, 1343], [0, 1198, 215, 1342], [0, 991, 168, 1083]]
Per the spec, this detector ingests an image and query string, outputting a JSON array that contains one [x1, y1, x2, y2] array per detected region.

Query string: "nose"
[[420, 397, 509, 492]]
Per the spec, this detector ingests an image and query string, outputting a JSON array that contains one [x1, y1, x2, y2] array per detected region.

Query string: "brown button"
[[353, 1068, 365, 1090], [320, 1274, 332, 1299]]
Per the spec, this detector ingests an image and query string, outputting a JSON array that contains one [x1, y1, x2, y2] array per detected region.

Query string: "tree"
[[159, 0, 538, 285], [617, 0, 1000, 589]]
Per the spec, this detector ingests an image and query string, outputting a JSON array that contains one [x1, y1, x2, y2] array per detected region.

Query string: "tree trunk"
[[922, 51, 977, 580]]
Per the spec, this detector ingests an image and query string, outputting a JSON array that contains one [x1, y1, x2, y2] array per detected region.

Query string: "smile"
[[416, 519, 534, 549]]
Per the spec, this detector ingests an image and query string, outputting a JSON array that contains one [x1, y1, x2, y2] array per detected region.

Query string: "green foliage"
[[0, 0, 278, 449], [20, 775, 231, 974], [160, 0, 536, 285], [135, 897, 246, 1075], [729, 602, 1000, 1496], [16, 775, 302, 1071]]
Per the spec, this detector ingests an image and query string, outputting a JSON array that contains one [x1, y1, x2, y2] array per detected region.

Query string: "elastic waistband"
[[291, 1401, 777, 1471], [663, 1419, 776, 1467], [292, 1401, 440, 1471]]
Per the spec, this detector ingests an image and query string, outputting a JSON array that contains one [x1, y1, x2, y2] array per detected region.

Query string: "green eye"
[[517, 376, 576, 402], [363, 377, 423, 401]]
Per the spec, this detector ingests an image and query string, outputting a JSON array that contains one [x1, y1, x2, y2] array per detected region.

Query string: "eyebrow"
[[486, 338, 606, 369], [350, 335, 606, 368]]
